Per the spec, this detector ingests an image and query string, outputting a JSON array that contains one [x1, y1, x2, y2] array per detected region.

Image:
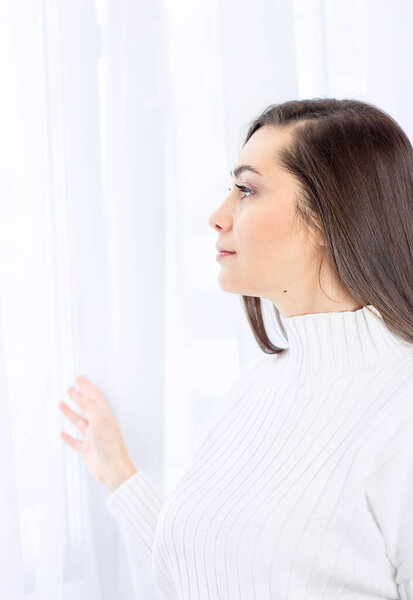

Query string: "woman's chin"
[[217, 274, 247, 295], [217, 275, 239, 294]]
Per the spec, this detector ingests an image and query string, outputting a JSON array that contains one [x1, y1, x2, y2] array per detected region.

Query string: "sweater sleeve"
[[105, 469, 163, 579], [364, 414, 413, 597]]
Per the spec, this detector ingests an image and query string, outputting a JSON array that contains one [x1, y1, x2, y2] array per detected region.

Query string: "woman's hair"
[[239, 97, 413, 353]]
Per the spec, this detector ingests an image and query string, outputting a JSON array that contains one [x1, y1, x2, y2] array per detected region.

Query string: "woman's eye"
[[227, 184, 255, 200]]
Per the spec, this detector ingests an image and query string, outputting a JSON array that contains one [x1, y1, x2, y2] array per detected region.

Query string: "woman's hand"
[[58, 375, 138, 492]]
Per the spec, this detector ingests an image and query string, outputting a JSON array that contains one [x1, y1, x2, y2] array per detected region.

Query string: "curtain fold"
[[0, 297, 26, 599]]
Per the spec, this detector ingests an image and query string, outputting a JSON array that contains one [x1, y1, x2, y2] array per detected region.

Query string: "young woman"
[[59, 98, 413, 599]]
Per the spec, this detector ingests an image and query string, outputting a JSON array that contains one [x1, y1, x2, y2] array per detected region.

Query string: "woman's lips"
[[216, 251, 236, 260]]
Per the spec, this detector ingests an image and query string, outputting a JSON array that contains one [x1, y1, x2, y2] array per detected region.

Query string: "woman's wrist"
[[104, 460, 139, 493]]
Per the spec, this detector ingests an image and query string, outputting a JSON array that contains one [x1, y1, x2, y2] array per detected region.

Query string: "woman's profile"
[[59, 97, 413, 599]]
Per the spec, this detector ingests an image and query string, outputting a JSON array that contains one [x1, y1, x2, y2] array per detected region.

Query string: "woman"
[[59, 98, 413, 599]]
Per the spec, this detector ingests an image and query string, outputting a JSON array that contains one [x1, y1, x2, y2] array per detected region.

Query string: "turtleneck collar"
[[277, 304, 413, 378]]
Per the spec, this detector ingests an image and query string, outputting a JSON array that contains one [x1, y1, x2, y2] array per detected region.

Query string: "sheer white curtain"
[[1, 0, 413, 598]]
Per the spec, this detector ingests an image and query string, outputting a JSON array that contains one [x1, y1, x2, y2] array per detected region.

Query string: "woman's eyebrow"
[[229, 165, 263, 179]]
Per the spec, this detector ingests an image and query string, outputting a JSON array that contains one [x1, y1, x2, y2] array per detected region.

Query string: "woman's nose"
[[208, 183, 235, 231], [208, 197, 232, 231], [208, 210, 222, 231]]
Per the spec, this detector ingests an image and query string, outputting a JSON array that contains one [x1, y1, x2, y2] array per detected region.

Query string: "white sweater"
[[105, 305, 413, 599]]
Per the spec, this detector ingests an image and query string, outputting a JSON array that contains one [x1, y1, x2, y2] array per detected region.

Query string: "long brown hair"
[[239, 98, 413, 353]]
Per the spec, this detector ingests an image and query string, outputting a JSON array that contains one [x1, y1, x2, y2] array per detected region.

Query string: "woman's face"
[[208, 125, 360, 317]]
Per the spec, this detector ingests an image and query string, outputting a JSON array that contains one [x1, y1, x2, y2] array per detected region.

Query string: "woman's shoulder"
[[361, 356, 413, 476], [227, 351, 284, 396]]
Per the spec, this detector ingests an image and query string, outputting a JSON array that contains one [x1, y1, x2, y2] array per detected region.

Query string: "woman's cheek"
[[235, 201, 294, 255]]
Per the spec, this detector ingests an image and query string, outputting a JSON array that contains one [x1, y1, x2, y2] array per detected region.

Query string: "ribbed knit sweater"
[[105, 305, 413, 599]]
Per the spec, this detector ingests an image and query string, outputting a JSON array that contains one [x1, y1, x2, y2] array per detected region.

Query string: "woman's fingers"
[[59, 401, 89, 433], [60, 431, 84, 452], [67, 386, 99, 419], [76, 375, 105, 403]]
